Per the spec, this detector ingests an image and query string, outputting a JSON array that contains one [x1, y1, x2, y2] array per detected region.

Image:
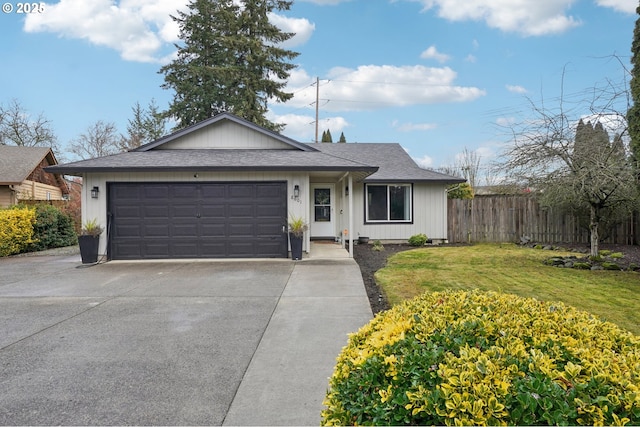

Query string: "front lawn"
[[375, 243, 640, 335]]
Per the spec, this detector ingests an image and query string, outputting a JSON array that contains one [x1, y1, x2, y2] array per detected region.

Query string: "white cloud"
[[595, 0, 636, 14], [24, 1, 315, 63], [506, 84, 528, 94], [268, 14, 315, 48], [392, 120, 438, 132], [416, 0, 582, 36], [465, 54, 477, 63], [413, 154, 434, 168], [496, 117, 515, 127], [420, 45, 451, 63], [272, 112, 349, 141], [286, 65, 486, 112]]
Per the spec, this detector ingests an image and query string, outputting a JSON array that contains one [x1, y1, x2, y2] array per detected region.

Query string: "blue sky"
[[1, 0, 637, 179]]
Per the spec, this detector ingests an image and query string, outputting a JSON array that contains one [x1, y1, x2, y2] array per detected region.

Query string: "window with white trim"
[[365, 184, 412, 223]]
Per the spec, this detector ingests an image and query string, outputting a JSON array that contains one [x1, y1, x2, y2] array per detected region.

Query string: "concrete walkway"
[[0, 250, 372, 426], [224, 257, 372, 425]]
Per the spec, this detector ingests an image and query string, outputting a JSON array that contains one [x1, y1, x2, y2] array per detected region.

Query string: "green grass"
[[375, 243, 640, 335]]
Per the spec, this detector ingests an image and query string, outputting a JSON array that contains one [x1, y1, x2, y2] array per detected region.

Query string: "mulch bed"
[[353, 242, 640, 316], [353, 243, 415, 315]]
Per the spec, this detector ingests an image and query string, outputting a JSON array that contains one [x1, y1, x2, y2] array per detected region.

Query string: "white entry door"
[[310, 184, 334, 238]]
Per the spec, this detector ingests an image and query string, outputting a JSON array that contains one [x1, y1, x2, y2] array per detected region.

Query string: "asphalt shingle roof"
[[0, 146, 56, 184], [45, 149, 378, 175], [312, 143, 464, 183], [44, 113, 463, 184]]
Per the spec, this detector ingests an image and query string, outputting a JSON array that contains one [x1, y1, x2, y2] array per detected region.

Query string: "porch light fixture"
[[91, 186, 99, 199], [293, 184, 300, 199]]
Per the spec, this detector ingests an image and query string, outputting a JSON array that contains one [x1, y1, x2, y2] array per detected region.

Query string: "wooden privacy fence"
[[448, 195, 638, 245]]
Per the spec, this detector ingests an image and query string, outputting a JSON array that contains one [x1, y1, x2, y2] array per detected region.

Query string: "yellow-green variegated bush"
[[322, 290, 640, 426], [0, 207, 36, 256]]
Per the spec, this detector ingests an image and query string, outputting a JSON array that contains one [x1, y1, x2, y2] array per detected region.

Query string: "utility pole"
[[314, 76, 319, 143]]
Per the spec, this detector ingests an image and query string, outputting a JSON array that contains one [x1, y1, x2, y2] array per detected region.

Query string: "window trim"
[[364, 183, 413, 224]]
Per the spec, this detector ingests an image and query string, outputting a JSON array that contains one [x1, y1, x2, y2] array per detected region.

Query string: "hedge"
[[26, 203, 77, 251], [0, 207, 36, 256], [322, 290, 640, 426]]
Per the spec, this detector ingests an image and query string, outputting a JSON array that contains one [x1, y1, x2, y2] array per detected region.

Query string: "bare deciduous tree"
[[499, 71, 639, 256], [68, 121, 120, 160], [0, 99, 58, 149], [456, 147, 481, 189]]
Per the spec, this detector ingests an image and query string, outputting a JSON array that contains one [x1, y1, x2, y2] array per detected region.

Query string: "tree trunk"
[[589, 205, 599, 257]]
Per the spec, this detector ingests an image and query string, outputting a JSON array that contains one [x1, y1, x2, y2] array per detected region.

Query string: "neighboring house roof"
[[313, 143, 465, 184], [0, 145, 60, 185]]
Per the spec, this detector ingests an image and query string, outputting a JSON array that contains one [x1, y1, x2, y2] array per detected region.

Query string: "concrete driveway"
[[0, 253, 372, 426]]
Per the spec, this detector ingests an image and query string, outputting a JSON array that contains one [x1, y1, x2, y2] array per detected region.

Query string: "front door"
[[310, 184, 334, 238]]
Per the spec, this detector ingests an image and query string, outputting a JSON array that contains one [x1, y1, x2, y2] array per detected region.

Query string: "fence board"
[[448, 195, 638, 245]]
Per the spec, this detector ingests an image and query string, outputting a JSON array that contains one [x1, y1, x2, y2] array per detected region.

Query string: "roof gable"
[[136, 113, 316, 152], [0, 146, 59, 184]]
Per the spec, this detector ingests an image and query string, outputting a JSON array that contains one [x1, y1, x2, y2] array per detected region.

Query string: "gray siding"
[[338, 182, 448, 241], [157, 121, 296, 150]]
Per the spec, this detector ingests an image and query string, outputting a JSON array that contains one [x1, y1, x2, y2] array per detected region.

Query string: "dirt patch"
[[353, 242, 640, 315]]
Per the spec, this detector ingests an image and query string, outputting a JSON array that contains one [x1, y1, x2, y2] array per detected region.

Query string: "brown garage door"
[[108, 182, 288, 259]]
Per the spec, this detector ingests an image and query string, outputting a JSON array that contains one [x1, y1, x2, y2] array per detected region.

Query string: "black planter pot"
[[289, 233, 303, 260], [78, 235, 100, 264]]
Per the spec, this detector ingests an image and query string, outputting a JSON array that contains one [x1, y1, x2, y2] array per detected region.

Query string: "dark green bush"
[[26, 204, 77, 252], [408, 233, 428, 247], [322, 290, 640, 426]]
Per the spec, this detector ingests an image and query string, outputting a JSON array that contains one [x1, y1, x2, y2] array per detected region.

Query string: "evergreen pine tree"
[[321, 129, 333, 143], [627, 3, 640, 171], [159, 0, 299, 131], [338, 132, 346, 143]]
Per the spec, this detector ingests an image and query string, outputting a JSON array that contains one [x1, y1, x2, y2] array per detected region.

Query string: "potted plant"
[[288, 215, 308, 260], [78, 218, 104, 264]]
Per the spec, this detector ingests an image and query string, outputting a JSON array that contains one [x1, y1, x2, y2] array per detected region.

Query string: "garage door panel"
[[257, 204, 285, 217], [228, 185, 254, 198], [171, 185, 198, 198], [109, 182, 287, 259], [113, 186, 140, 200], [228, 241, 255, 256], [145, 242, 171, 257], [114, 206, 141, 218], [112, 224, 142, 238], [144, 186, 169, 199], [228, 223, 255, 237], [229, 204, 255, 217], [200, 241, 227, 256], [112, 243, 142, 258], [256, 223, 282, 235], [144, 224, 170, 237], [173, 224, 199, 238], [144, 205, 170, 218], [170, 242, 199, 257], [200, 204, 226, 218], [200, 184, 226, 198], [200, 223, 226, 237]]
